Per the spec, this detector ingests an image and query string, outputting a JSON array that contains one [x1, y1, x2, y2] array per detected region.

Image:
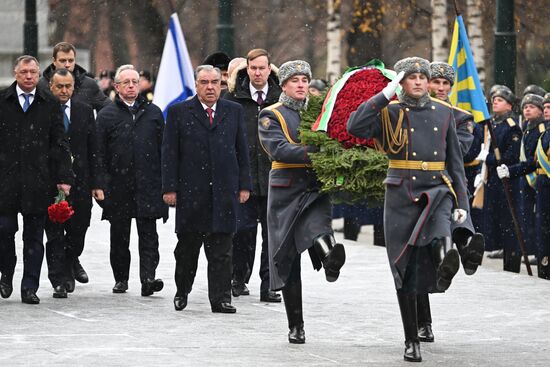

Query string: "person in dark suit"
[[0, 55, 73, 304], [44, 68, 99, 298], [95, 64, 168, 296], [162, 64, 251, 313]]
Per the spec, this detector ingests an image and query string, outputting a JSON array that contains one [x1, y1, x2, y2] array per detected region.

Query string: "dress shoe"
[[288, 325, 305, 344], [418, 323, 434, 342], [260, 290, 281, 303], [21, 289, 40, 304], [53, 285, 68, 299], [174, 294, 188, 311], [141, 278, 164, 296], [404, 340, 422, 362], [73, 260, 89, 283], [231, 283, 250, 297], [112, 280, 128, 293], [0, 274, 13, 299], [65, 278, 76, 293], [211, 302, 236, 313]]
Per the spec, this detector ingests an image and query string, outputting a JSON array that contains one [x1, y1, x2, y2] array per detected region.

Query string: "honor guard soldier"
[[258, 60, 346, 345], [496, 94, 546, 260], [475, 86, 522, 271], [348, 57, 469, 362], [533, 95, 550, 279]]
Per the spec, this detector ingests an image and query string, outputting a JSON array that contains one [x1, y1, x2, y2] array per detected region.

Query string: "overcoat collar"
[[190, 95, 225, 130]]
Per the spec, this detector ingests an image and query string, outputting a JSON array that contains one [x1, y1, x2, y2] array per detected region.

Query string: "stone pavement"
[[0, 208, 548, 366]]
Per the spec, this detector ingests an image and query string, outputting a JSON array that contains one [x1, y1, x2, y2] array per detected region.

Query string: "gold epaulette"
[[263, 102, 282, 111], [452, 105, 473, 115], [539, 123, 546, 133], [430, 97, 452, 108], [507, 118, 516, 127]]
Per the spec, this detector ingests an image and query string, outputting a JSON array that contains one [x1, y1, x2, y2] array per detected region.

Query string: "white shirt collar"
[[200, 101, 217, 112], [249, 82, 268, 99], [63, 99, 72, 109], [16, 84, 36, 97]]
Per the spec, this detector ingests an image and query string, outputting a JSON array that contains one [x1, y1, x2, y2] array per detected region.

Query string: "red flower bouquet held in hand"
[[48, 190, 74, 224]]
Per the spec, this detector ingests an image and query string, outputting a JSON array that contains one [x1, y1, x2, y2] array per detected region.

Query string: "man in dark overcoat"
[[162, 65, 251, 314], [258, 60, 346, 345], [95, 64, 168, 296], [45, 68, 99, 298], [224, 48, 282, 302], [347, 57, 468, 362], [0, 56, 73, 304]]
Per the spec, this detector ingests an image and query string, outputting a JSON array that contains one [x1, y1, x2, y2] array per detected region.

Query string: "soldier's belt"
[[388, 160, 446, 171], [272, 162, 312, 170], [464, 159, 481, 167]]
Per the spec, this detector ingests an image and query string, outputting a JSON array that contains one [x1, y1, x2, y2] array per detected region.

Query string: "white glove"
[[382, 71, 405, 100], [475, 143, 489, 162], [452, 209, 467, 224], [496, 164, 510, 179], [474, 173, 483, 189]]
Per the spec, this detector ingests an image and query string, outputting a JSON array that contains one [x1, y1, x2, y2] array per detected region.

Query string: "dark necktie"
[[206, 107, 214, 125], [256, 91, 264, 106], [62, 104, 70, 132], [22, 93, 31, 112]]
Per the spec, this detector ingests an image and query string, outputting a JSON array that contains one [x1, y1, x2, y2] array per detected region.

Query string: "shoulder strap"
[[507, 117, 516, 127], [271, 108, 298, 145]]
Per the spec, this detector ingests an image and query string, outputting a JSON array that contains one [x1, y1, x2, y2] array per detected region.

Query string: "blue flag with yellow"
[[448, 15, 490, 123]]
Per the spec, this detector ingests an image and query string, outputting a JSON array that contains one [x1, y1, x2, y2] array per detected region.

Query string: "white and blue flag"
[[153, 13, 195, 117]]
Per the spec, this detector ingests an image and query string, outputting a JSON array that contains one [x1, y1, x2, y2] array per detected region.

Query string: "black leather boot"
[[397, 292, 422, 362], [503, 249, 521, 273], [538, 256, 550, 280], [373, 224, 386, 247], [313, 233, 346, 282], [433, 237, 460, 291], [282, 279, 305, 344], [455, 231, 485, 275], [416, 294, 434, 342], [343, 217, 361, 241]]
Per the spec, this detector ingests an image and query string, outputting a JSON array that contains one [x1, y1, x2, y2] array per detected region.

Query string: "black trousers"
[[281, 254, 303, 328], [0, 213, 46, 291], [233, 196, 270, 292], [109, 217, 160, 282], [175, 231, 232, 306], [45, 204, 91, 287]]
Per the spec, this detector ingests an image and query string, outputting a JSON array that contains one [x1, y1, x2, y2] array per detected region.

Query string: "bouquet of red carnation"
[[300, 59, 398, 203], [48, 190, 74, 224]]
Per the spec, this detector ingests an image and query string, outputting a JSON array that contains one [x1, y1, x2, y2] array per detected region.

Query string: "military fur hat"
[[544, 92, 550, 105], [202, 51, 231, 70], [492, 86, 516, 105], [394, 57, 430, 79], [489, 84, 507, 99], [429, 62, 455, 85], [278, 60, 312, 86], [521, 93, 544, 111], [523, 84, 546, 97]]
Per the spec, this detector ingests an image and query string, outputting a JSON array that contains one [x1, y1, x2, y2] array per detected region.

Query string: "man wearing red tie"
[[162, 65, 251, 313]]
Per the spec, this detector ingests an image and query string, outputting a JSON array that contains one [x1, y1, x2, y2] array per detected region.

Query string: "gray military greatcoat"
[[258, 102, 332, 291], [347, 92, 468, 291]]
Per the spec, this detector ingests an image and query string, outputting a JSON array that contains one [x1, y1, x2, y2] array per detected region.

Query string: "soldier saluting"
[[347, 57, 468, 362]]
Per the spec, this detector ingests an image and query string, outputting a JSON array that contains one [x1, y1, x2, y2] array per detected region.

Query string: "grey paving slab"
[[0, 207, 548, 366]]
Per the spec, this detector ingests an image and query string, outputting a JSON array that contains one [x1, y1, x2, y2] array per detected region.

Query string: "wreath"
[[299, 59, 397, 204]]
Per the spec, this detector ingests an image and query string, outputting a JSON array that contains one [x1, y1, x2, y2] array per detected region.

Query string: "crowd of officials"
[[0, 40, 549, 362]]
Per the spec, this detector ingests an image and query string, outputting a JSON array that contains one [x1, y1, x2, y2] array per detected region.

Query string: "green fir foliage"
[[299, 94, 387, 204]]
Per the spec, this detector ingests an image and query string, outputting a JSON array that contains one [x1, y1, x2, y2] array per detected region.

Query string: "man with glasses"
[[0, 55, 73, 304], [162, 65, 251, 313], [95, 64, 168, 296]]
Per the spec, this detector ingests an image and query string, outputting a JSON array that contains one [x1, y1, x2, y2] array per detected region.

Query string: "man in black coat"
[[0, 56, 73, 304], [95, 65, 168, 296], [45, 68, 99, 298], [224, 48, 282, 302], [162, 65, 251, 313], [38, 42, 110, 283], [38, 42, 110, 112]]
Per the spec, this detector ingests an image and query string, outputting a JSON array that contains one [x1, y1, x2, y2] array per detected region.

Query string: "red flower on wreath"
[[327, 68, 392, 149], [48, 190, 74, 224]]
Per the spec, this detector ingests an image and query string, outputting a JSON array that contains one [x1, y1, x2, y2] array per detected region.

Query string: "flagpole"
[[452, 0, 461, 16]]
